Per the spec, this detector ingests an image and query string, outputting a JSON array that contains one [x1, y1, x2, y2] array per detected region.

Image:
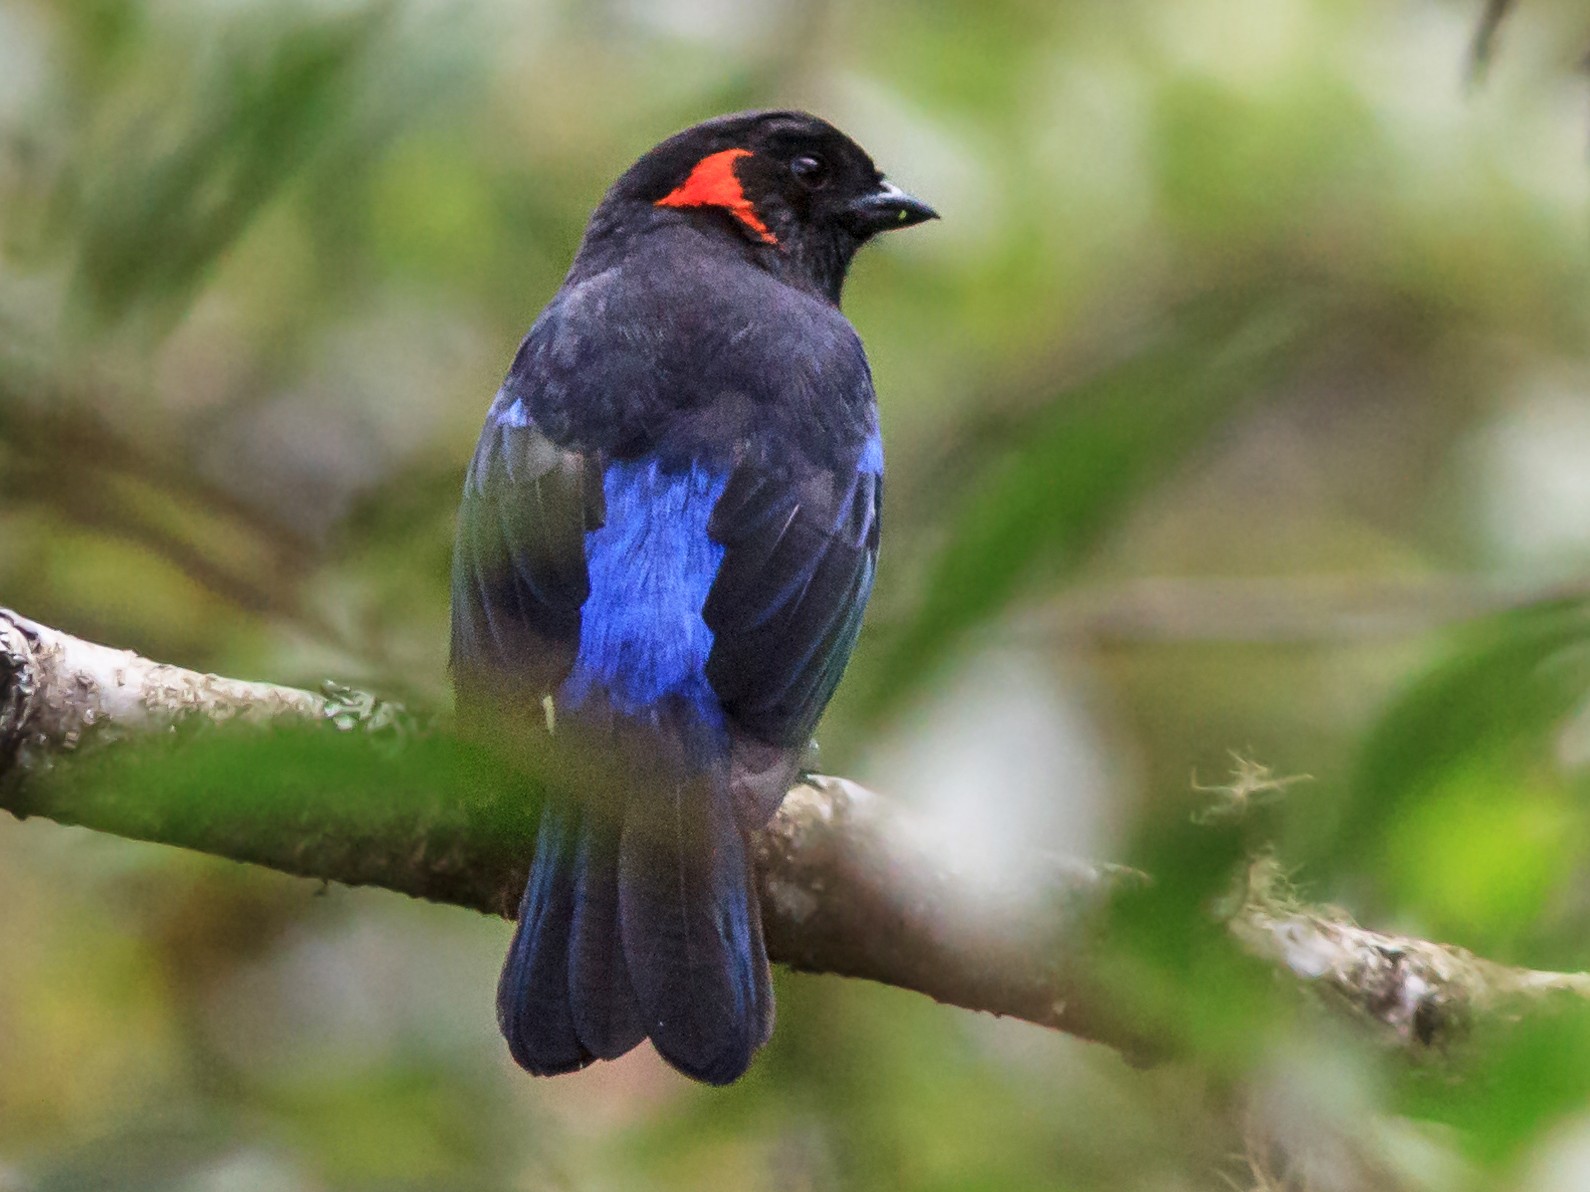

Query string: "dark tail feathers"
[[497, 772, 773, 1085]]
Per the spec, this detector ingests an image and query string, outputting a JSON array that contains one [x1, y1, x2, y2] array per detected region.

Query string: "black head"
[[588, 110, 937, 303]]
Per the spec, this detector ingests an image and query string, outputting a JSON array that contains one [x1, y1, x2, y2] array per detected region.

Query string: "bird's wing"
[[704, 452, 881, 753], [449, 391, 602, 703]]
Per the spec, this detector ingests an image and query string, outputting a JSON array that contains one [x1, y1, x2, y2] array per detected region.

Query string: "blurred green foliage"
[[4, 0, 1590, 1188]]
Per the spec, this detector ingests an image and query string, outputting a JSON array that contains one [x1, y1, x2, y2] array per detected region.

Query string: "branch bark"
[[3, 607, 1587, 1066]]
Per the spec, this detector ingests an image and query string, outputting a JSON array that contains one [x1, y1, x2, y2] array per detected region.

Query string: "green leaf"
[[855, 291, 1314, 723], [69, 6, 392, 333], [1092, 812, 1287, 1070], [1394, 1000, 1590, 1170], [1341, 600, 1590, 890]]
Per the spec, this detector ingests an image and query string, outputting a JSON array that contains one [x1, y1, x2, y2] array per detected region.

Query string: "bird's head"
[[596, 110, 937, 303]]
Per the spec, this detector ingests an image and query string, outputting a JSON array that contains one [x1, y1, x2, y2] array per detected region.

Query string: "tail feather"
[[569, 819, 648, 1059], [497, 800, 591, 1076], [497, 722, 776, 1085], [744, 869, 776, 1052], [618, 769, 772, 1085]]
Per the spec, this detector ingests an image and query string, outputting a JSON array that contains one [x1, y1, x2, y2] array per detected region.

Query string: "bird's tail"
[[497, 723, 773, 1085]]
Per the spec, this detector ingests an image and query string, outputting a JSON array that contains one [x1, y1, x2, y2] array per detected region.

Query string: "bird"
[[449, 110, 936, 1085]]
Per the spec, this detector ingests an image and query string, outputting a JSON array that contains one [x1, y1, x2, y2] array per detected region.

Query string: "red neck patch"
[[655, 148, 777, 245]]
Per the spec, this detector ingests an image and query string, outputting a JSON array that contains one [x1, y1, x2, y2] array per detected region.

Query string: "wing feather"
[[705, 459, 880, 750], [449, 393, 598, 700]]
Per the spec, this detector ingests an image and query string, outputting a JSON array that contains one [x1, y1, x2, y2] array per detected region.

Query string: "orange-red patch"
[[655, 148, 777, 245]]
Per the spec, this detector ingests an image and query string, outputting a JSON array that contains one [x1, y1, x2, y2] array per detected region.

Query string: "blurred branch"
[[1467, 0, 1590, 87], [0, 392, 318, 560], [1470, 0, 1517, 83], [4, 608, 1588, 1066], [0, 390, 356, 650], [1023, 574, 1590, 644]]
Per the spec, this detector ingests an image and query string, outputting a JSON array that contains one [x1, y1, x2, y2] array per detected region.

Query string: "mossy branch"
[[3, 607, 1586, 1067]]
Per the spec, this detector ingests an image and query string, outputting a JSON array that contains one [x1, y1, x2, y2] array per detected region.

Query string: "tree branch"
[[3, 607, 1587, 1067], [1024, 574, 1590, 645]]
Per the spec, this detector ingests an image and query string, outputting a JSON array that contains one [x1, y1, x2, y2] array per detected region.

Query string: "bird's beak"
[[845, 178, 939, 236]]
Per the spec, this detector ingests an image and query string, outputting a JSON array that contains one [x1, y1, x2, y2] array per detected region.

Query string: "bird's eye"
[[789, 154, 830, 189]]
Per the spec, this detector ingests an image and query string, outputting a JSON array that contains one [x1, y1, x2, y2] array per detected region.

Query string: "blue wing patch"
[[563, 459, 730, 726]]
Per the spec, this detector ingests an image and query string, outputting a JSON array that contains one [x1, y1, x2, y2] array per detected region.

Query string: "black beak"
[[845, 179, 939, 237]]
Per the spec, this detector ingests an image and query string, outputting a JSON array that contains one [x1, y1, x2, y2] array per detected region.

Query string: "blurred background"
[[3, 0, 1590, 1188]]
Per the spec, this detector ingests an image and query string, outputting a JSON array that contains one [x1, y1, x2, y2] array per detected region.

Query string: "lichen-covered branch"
[[3, 606, 1587, 1065], [1230, 856, 1590, 1049]]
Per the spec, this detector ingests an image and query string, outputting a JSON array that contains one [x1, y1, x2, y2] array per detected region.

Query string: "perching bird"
[[450, 110, 935, 1085]]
